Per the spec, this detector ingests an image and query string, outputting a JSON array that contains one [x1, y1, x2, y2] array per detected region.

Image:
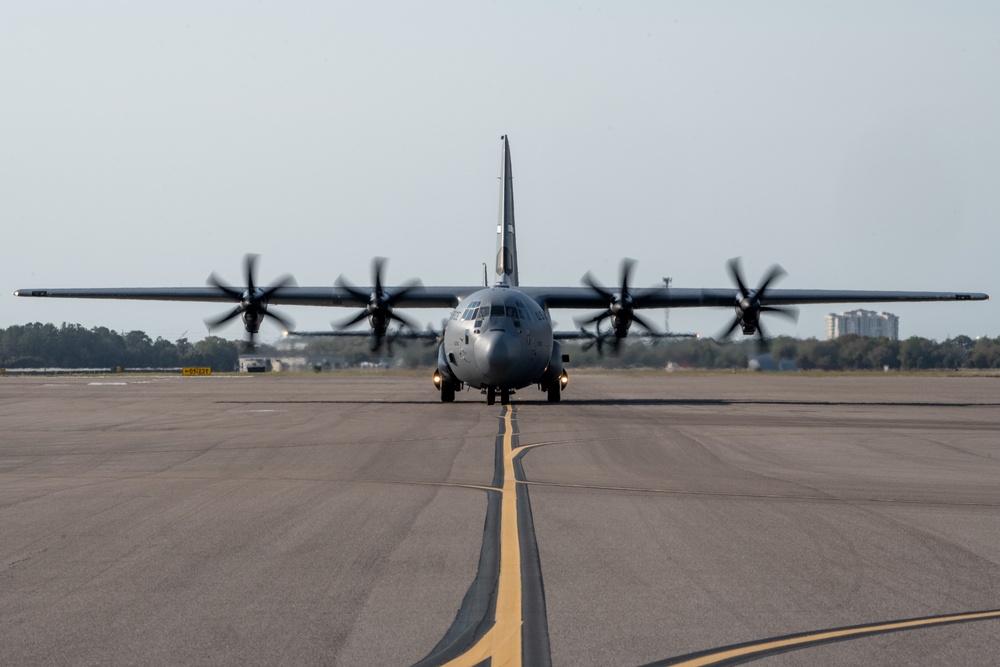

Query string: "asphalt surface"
[[1, 372, 998, 666]]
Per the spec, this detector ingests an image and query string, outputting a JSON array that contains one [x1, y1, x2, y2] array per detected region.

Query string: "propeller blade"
[[581, 272, 615, 302], [630, 311, 657, 333], [388, 278, 423, 303], [756, 320, 770, 353], [575, 309, 612, 327], [727, 258, 750, 298], [334, 275, 370, 303], [756, 264, 787, 298], [760, 305, 800, 322], [372, 257, 386, 297], [389, 310, 420, 332], [422, 320, 447, 347], [205, 305, 244, 331], [619, 258, 636, 297], [263, 308, 294, 332], [336, 310, 370, 329], [260, 274, 298, 300], [579, 327, 600, 353], [244, 254, 259, 293], [714, 315, 742, 342], [206, 272, 242, 299]]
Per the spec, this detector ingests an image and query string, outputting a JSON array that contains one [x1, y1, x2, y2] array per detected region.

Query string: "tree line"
[[289, 332, 1000, 371], [563, 333, 1000, 370], [2, 323, 998, 372], [0, 323, 241, 371]]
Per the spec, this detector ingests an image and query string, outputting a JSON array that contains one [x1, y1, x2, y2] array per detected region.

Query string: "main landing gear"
[[547, 382, 560, 402], [433, 370, 459, 403], [546, 371, 569, 403]]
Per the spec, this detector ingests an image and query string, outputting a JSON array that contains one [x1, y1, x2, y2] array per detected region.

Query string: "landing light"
[[432, 370, 442, 389], [559, 372, 569, 388]]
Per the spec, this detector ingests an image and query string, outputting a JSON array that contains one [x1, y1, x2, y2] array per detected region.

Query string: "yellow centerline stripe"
[[443, 408, 523, 666], [670, 610, 1000, 667]]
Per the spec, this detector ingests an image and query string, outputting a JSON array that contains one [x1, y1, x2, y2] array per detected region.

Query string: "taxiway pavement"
[[1, 372, 998, 665]]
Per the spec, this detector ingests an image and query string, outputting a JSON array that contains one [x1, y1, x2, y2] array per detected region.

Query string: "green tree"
[[899, 337, 941, 370]]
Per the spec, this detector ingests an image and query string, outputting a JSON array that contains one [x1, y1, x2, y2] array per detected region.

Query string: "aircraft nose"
[[474, 330, 520, 385]]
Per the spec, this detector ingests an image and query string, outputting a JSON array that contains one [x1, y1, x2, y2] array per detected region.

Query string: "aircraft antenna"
[[662, 277, 671, 333]]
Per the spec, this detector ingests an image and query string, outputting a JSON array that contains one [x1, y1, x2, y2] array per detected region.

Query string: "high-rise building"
[[825, 309, 899, 340]]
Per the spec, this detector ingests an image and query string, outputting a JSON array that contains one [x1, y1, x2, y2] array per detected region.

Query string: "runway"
[[2, 372, 998, 666]]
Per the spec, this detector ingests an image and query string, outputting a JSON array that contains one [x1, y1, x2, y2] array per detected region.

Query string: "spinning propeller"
[[335, 257, 421, 352], [422, 319, 448, 347], [579, 323, 619, 357], [576, 258, 658, 339], [386, 319, 447, 357], [715, 258, 799, 351], [204, 254, 296, 348]]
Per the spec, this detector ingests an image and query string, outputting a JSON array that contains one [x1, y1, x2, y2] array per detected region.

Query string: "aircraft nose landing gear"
[[485, 387, 512, 405]]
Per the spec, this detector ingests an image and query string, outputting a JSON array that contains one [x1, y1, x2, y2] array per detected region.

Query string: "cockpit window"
[[461, 300, 482, 320], [461, 298, 544, 323]]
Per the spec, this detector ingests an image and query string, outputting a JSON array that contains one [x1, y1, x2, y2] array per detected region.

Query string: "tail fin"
[[495, 135, 519, 287]]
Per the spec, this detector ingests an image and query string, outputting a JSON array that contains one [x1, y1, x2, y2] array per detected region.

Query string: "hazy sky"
[[3, 2, 997, 343]]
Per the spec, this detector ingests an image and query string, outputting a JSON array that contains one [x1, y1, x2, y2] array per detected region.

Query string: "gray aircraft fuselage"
[[439, 286, 559, 393]]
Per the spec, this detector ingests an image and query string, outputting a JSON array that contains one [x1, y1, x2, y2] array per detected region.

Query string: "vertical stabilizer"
[[495, 135, 519, 287]]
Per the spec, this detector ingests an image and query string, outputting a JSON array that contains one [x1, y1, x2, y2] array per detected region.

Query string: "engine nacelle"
[[242, 309, 263, 334], [368, 309, 390, 337], [435, 342, 461, 387], [536, 340, 567, 389]]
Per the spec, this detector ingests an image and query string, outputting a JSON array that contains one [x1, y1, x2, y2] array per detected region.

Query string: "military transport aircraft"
[[14, 136, 989, 404]]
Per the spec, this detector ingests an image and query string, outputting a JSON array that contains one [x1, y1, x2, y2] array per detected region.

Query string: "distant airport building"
[[825, 309, 899, 340], [238, 355, 272, 373]]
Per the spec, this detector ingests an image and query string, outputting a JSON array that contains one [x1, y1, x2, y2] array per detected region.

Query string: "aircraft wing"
[[13, 286, 477, 309], [521, 287, 989, 310], [14, 287, 238, 302], [16, 285, 987, 309], [285, 329, 441, 341], [553, 329, 697, 340], [15, 285, 988, 310]]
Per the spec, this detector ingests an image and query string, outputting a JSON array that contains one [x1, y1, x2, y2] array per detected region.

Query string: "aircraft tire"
[[486, 387, 496, 405], [547, 383, 561, 403], [441, 384, 456, 402]]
